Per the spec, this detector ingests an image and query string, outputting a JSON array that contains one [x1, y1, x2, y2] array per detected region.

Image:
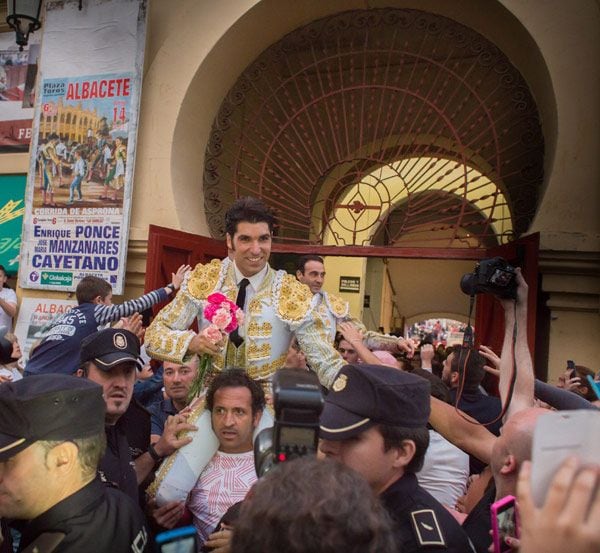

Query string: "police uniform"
[[98, 418, 139, 502], [320, 365, 474, 553], [381, 473, 474, 553], [18, 479, 150, 553], [79, 329, 147, 504], [0, 374, 152, 553]]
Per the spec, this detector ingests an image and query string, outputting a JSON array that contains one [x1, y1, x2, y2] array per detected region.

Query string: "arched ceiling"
[[203, 8, 544, 248]]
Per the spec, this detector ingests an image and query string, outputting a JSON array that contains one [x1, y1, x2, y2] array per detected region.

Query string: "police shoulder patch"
[[410, 509, 446, 547]]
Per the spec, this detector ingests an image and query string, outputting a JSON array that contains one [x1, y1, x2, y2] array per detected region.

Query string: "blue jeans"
[[69, 174, 83, 202]]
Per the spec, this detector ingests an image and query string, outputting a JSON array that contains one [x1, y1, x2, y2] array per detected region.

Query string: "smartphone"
[[155, 526, 197, 553], [586, 374, 600, 400], [530, 410, 600, 507], [566, 360, 576, 377], [490, 495, 519, 553]]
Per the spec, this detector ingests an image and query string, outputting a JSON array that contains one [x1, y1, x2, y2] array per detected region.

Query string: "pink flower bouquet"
[[187, 292, 244, 400]]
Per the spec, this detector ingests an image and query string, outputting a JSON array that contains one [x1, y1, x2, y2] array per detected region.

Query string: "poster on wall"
[[0, 174, 27, 275], [19, 0, 147, 295], [13, 297, 77, 363], [0, 33, 39, 152]]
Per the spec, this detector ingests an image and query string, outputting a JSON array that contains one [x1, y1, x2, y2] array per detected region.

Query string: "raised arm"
[[499, 268, 535, 419], [534, 379, 599, 411], [94, 265, 191, 326], [337, 321, 386, 366], [429, 396, 495, 465]]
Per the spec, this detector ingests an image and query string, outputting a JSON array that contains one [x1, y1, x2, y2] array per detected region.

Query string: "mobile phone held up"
[[530, 410, 600, 507], [155, 526, 197, 553], [490, 495, 519, 553]]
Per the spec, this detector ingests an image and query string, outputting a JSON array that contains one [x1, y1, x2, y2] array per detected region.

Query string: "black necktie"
[[230, 278, 250, 348]]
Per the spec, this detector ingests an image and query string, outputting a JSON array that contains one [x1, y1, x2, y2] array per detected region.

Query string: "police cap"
[[0, 374, 105, 461], [320, 364, 431, 440], [80, 328, 142, 370]]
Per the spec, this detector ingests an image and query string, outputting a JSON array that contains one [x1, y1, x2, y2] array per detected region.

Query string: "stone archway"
[[203, 8, 545, 250]]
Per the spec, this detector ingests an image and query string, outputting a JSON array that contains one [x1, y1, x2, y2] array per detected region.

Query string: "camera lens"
[[460, 273, 477, 296]]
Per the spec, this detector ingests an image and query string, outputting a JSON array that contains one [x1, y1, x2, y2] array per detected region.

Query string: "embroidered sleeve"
[[145, 260, 222, 363], [295, 312, 344, 389], [363, 327, 402, 352]]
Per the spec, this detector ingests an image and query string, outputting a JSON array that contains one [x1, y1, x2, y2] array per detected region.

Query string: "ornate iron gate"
[[203, 9, 544, 250]]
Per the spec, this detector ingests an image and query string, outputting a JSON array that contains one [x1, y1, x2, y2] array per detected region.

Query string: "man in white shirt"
[[0, 266, 17, 333]]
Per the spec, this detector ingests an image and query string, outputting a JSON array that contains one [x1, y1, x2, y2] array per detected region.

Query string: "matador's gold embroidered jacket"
[[315, 291, 403, 351], [145, 258, 343, 389]]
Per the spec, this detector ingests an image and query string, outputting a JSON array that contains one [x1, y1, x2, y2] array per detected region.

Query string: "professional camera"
[[254, 368, 324, 477], [460, 257, 518, 299]]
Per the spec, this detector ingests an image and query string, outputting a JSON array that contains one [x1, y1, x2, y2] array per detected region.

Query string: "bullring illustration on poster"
[[32, 74, 132, 210]]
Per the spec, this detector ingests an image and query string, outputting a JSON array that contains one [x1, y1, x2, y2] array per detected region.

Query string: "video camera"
[[254, 368, 324, 477], [460, 257, 517, 299]]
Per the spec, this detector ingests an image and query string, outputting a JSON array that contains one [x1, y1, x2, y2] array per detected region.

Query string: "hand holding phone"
[[155, 526, 197, 553], [530, 410, 600, 507], [490, 495, 519, 553]]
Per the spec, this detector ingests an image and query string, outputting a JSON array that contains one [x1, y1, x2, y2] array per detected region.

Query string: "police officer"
[[319, 364, 474, 553], [77, 328, 193, 504], [0, 374, 151, 552]]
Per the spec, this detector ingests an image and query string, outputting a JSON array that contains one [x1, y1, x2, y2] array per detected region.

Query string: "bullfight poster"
[[19, 0, 147, 295]]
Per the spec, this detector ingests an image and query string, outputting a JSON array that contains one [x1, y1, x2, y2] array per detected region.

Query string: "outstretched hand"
[[338, 321, 364, 345], [116, 312, 145, 341], [171, 264, 192, 290], [479, 345, 500, 377], [396, 336, 415, 358]]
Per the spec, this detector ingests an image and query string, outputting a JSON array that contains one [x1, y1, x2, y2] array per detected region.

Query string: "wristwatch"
[[166, 283, 176, 294], [148, 442, 165, 465]]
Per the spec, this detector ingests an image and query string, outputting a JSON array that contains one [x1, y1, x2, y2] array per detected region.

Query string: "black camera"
[[460, 257, 517, 299], [254, 368, 324, 477]]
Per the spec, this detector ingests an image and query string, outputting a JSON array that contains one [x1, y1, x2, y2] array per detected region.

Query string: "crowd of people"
[[0, 197, 599, 553]]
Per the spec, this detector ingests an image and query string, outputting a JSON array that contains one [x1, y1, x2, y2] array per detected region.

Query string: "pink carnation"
[[201, 324, 223, 344], [212, 307, 233, 331], [204, 302, 218, 321], [235, 308, 244, 326], [207, 292, 228, 304], [203, 293, 243, 334]]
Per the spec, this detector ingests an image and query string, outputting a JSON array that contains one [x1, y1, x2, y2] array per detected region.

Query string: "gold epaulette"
[[277, 273, 313, 322], [185, 259, 222, 300], [326, 292, 350, 318]]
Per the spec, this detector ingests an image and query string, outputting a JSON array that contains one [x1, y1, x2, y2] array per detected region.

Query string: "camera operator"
[[429, 267, 550, 552]]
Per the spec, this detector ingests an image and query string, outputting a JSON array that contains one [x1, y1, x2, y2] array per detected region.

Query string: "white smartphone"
[[530, 410, 600, 507]]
